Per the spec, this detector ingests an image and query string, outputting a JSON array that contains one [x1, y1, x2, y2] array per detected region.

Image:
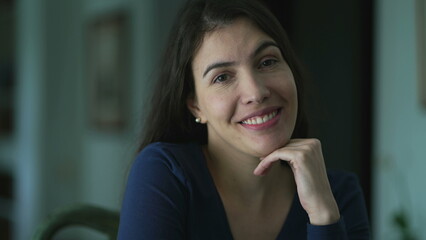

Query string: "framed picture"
[[87, 12, 129, 130], [417, 0, 426, 108]]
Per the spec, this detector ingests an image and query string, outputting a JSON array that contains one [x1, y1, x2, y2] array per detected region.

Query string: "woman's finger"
[[253, 147, 298, 176]]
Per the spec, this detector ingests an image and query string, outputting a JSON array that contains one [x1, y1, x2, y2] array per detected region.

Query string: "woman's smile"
[[239, 107, 281, 131]]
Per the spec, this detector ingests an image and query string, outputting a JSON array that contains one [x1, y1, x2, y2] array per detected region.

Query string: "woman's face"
[[188, 18, 298, 158]]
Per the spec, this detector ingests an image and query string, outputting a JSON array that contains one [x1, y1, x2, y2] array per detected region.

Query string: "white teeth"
[[242, 110, 278, 125]]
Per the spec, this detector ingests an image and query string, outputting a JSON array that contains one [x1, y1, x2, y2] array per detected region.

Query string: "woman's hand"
[[253, 138, 340, 226]]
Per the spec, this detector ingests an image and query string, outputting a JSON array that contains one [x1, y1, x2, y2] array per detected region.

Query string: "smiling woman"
[[118, 0, 371, 239]]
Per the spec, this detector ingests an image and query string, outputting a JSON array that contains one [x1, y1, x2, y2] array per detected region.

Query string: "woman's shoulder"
[[132, 142, 204, 178], [327, 169, 360, 191], [137, 141, 202, 163], [326, 169, 365, 205], [137, 142, 200, 159], [327, 169, 358, 184]]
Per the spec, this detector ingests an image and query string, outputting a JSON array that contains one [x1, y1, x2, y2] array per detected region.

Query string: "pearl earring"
[[195, 118, 201, 123]]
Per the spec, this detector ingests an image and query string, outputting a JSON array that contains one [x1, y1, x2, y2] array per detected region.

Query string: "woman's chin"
[[251, 138, 291, 158]]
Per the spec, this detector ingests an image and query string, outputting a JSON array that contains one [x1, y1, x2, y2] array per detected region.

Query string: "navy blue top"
[[118, 142, 370, 239]]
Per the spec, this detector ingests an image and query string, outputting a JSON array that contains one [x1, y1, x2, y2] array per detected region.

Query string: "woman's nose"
[[240, 72, 271, 104]]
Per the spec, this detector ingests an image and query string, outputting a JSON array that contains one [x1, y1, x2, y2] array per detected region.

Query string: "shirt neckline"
[[193, 142, 300, 239]]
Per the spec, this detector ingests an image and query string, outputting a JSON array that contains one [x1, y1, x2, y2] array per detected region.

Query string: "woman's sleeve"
[[117, 147, 187, 239], [307, 172, 371, 240]]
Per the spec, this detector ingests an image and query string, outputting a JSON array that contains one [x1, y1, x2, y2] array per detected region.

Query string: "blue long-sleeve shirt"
[[118, 142, 370, 239]]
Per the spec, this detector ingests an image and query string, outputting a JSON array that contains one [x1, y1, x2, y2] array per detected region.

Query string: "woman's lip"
[[238, 106, 282, 123], [240, 109, 281, 130]]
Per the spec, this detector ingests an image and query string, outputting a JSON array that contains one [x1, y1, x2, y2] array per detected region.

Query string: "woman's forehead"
[[192, 18, 275, 68]]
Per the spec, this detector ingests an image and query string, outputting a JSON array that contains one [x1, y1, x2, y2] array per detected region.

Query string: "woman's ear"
[[187, 96, 205, 123]]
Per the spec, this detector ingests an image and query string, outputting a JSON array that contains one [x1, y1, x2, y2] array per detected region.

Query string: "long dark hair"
[[137, 0, 308, 152]]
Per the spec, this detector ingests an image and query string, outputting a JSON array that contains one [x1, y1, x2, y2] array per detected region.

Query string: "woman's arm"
[[254, 139, 340, 225], [254, 138, 370, 239]]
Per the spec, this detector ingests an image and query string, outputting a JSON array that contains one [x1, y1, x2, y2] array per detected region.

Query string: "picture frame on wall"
[[87, 12, 129, 131], [417, 0, 426, 108]]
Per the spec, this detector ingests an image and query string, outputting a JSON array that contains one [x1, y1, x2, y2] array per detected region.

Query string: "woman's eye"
[[213, 74, 229, 83], [259, 59, 278, 68]]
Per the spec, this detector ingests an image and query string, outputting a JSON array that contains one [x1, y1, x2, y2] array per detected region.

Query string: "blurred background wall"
[[1, 0, 186, 239], [373, 0, 426, 239], [0, 0, 425, 239]]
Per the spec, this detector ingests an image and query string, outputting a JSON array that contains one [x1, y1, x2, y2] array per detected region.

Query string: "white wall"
[[373, 0, 426, 239], [13, 0, 185, 239]]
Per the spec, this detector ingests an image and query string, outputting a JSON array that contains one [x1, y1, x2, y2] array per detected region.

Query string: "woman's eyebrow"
[[203, 61, 236, 78], [202, 41, 279, 78], [251, 41, 280, 58]]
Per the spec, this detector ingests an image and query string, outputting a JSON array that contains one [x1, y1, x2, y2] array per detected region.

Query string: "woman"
[[118, 0, 370, 239]]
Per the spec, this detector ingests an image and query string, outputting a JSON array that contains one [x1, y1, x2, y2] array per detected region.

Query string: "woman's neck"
[[203, 143, 294, 204]]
